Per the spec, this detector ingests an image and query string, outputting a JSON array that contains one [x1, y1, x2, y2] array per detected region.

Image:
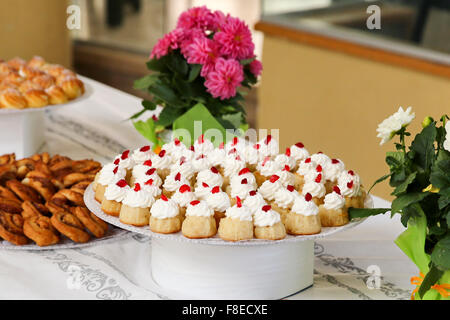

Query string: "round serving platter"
[[0, 82, 93, 115], [84, 184, 367, 247]]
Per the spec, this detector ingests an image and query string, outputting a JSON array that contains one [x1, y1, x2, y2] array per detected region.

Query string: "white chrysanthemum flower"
[[444, 121, 450, 152], [376, 107, 415, 145]]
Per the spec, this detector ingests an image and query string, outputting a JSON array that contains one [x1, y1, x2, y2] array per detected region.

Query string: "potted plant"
[[131, 6, 262, 149], [349, 107, 449, 300]]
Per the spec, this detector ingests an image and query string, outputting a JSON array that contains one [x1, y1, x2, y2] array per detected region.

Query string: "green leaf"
[[391, 192, 430, 214], [438, 187, 450, 210], [166, 53, 188, 76], [146, 57, 169, 73], [430, 150, 450, 189], [142, 100, 157, 110], [348, 208, 390, 220], [188, 64, 202, 82], [411, 122, 437, 171], [431, 235, 450, 270], [156, 106, 184, 128], [133, 118, 157, 145], [128, 109, 147, 120], [221, 112, 244, 129], [172, 103, 227, 147], [391, 172, 417, 196], [368, 173, 392, 193], [149, 83, 181, 106], [133, 74, 158, 90], [418, 264, 444, 298], [240, 57, 256, 65]]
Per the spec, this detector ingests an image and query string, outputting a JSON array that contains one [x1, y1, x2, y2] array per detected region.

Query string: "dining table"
[[0, 76, 417, 300]]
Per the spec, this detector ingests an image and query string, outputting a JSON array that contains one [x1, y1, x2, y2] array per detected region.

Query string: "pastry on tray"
[[0, 152, 104, 246], [0, 56, 85, 110], [94, 137, 368, 241]]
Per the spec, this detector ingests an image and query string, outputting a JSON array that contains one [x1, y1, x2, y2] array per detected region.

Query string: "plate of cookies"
[[85, 136, 372, 246], [0, 152, 129, 250], [0, 56, 91, 114]]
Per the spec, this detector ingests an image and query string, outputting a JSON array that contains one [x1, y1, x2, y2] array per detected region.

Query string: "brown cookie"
[[72, 207, 108, 238], [22, 170, 56, 201], [6, 179, 42, 203], [22, 201, 51, 220], [0, 212, 28, 245], [50, 211, 90, 243], [23, 215, 59, 247]]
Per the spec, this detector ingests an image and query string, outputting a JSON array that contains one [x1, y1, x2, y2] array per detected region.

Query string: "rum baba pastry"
[[254, 157, 282, 187], [253, 204, 286, 240], [285, 193, 322, 235], [162, 171, 189, 198], [101, 179, 129, 217], [205, 186, 231, 226], [337, 170, 366, 209], [318, 186, 348, 227], [131, 145, 153, 165], [243, 190, 267, 216], [119, 183, 153, 226], [114, 150, 134, 183], [182, 200, 217, 239], [132, 164, 162, 188], [150, 150, 173, 180], [271, 185, 298, 224], [301, 173, 326, 206], [258, 174, 283, 202], [95, 163, 126, 202], [149, 194, 182, 234], [171, 184, 195, 218], [221, 155, 246, 188], [288, 142, 310, 172], [169, 157, 196, 185], [218, 197, 253, 242], [0, 88, 27, 109], [196, 166, 223, 189]]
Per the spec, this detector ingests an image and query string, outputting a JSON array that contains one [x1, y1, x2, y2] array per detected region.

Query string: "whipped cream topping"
[[141, 181, 162, 198], [254, 205, 281, 227], [98, 164, 126, 185], [258, 179, 283, 201], [256, 158, 282, 177], [290, 143, 310, 162], [229, 175, 255, 199], [104, 181, 129, 202], [132, 146, 153, 165], [302, 180, 326, 198], [310, 153, 331, 167], [186, 200, 214, 217], [171, 185, 196, 207], [191, 154, 210, 172], [323, 191, 345, 210], [163, 172, 189, 192], [151, 151, 173, 169], [338, 170, 361, 197], [169, 158, 195, 180], [242, 143, 261, 165], [194, 183, 211, 200], [292, 196, 319, 216], [207, 148, 226, 167], [324, 159, 345, 182], [115, 150, 135, 170], [196, 168, 223, 187], [273, 187, 298, 209], [194, 136, 215, 155], [275, 170, 295, 187], [162, 139, 186, 162], [296, 158, 316, 176], [259, 135, 279, 157], [206, 189, 231, 212], [225, 204, 253, 221], [223, 156, 246, 177], [122, 186, 154, 208], [243, 191, 267, 214], [274, 154, 295, 171], [150, 197, 179, 219]]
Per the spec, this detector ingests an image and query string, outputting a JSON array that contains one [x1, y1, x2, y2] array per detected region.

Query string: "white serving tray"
[[0, 83, 93, 159], [85, 184, 368, 299]]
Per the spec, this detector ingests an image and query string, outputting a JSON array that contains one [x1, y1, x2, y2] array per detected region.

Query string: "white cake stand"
[[0, 82, 93, 158], [84, 184, 367, 299]]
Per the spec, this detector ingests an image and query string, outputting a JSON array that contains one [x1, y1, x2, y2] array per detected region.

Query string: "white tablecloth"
[[0, 77, 417, 300]]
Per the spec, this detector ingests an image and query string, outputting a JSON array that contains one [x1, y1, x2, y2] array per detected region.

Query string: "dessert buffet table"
[[0, 77, 416, 300]]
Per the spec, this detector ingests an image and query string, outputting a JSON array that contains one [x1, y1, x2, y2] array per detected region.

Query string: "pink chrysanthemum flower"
[[180, 28, 206, 57], [213, 17, 255, 60], [210, 10, 228, 32], [205, 58, 244, 100], [176, 6, 215, 30], [249, 59, 263, 77], [150, 28, 184, 59], [184, 36, 219, 77]]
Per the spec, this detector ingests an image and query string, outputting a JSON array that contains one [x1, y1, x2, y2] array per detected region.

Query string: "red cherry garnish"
[[134, 183, 141, 192], [264, 135, 272, 145], [145, 179, 154, 186], [211, 186, 220, 194], [287, 185, 295, 192], [121, 150, 130, 160], [333, 186, 341, 195], [305, 158, 311, 163], [305, 193, 313, 202], [113, 166, 118, 174], [295, 142, 304, 148], [190, 200, 200, 206], [202, 182, 209, 188], [262, 156, 270, 166], [347, 181, 354, 189], [140, 146, 150, 152], [262, 205, 271, 212], [348, 170, 355, 176], [318, 151, 323, 154], [211, 166, 219, 174], [198, 134, 204, 144], [232, 137, 239, 146], [179, 156, 186, 165], [270, 175, 280, 183], [219, 142, 225, 149], [143, 160, 152, 167], [161, 194, 168, 201], [239, 168, 250, 175], [316, 165, 323, 172], [179, 184, 191, 193], [228, 148, 237, 155], [331, 159, 340, 164], [254, 144, 260, 150], [283, 165, 290, 171], [158, 150, 166, 157], [114, 158, 120, 165], [241, 178, 248, 185], [175, 172, 181, 181], [249, 190, 257, 196], [152, 115, 158, 121], [189, 146, 195, 152], [235, 155, 242, 161], [146, 168, 156, 175], [315, 174, 322, 183], [196, 154, 206, 160], [116, 179, 128, 188], [285, 148, 291, 157], [236, 196, 242, 208], [174, 138, 181, 146]]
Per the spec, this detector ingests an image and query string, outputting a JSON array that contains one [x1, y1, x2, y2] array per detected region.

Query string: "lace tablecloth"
[[0, 77, 416, 300]]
